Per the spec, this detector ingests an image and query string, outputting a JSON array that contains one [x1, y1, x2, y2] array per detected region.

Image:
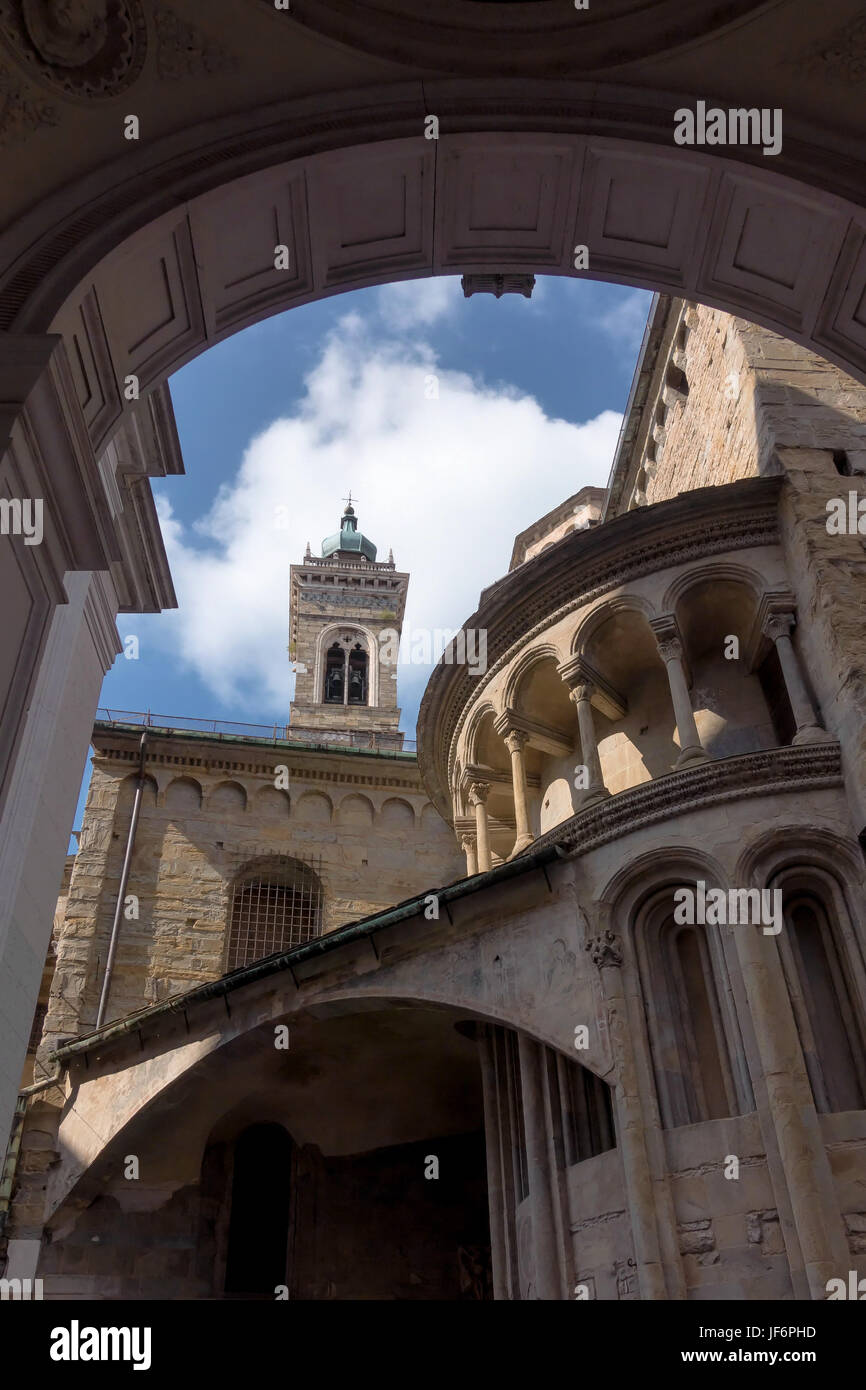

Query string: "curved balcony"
[[418, 477, 835, 873]]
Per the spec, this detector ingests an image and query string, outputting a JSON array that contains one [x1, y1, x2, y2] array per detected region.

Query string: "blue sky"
[[73, 274, 651, 837]]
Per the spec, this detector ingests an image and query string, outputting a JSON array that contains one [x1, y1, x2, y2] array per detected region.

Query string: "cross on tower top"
[[342, 490, 356, 510]]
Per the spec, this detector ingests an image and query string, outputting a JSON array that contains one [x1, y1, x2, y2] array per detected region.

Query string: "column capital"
[[468, 781, 491, 808], [585, 930, 624, 970], [502, 727, 530, 756], [556, 655, 625, 720], [762, 611, 794, 643], [650, 615, 684, 664], [459, 832, 476, 853]]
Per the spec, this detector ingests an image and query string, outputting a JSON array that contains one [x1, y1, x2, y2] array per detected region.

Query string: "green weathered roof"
[[321, 503, 377, 561]]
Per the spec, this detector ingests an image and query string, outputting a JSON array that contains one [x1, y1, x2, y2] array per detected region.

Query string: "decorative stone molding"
[[462, 274, 535, 300], [0, 0, 147, 98], [154, 6, 238, 81], [0, 63, 57, 145], [585, 930, 623, 970], [789, 12, 866, 85], [529, 743, 843, 857]]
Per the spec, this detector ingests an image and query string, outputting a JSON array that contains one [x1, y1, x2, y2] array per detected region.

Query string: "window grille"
[[226, 857, 323, 971]]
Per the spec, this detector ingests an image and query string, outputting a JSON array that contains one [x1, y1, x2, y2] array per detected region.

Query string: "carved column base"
[[508, 832, 535, 859], [675, 744, 710, 768], [792, 725, 834, 746]]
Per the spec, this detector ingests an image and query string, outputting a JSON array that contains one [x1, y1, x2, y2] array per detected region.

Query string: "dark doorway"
[[224, 1123, 293, 1294]]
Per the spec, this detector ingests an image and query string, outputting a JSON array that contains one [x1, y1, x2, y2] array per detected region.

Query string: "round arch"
[[1, 98, 863, 470]]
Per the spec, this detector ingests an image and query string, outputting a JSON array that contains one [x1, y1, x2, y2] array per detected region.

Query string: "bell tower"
[[288, 498, 409, 748]]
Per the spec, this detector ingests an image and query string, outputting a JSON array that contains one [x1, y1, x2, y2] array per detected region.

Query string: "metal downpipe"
[[95, 730, 148, 1028]]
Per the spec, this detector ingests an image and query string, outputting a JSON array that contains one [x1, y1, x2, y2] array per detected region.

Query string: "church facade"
[[3, 296, 866, 1301]]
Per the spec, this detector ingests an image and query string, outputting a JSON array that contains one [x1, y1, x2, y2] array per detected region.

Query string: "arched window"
[[635, 890, 745, 1128], [225, 857, 323, 971], [322, 633, 370, 706], [324, 641, 345, 703], [224, 1124, 293, 1295], [777, 883, 866, 1113]]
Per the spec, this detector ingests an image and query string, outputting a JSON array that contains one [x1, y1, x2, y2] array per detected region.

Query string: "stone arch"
[[735, 824, 866, 892], [254, 785, 291, 820], [208, 780, 247, 813], [336, 793, 375, 827], [502, 642, 565, 712], [379, 797, 415, 830], [164, 776, 203, 812], [660, 559, 766, 617], [462, 700, 498, 768], [600, 844, 731, 926], [116, 771, 157, 811], [293, 791, 333, 824], [570, 594, 657, 657], [5, 103, 866, 411]]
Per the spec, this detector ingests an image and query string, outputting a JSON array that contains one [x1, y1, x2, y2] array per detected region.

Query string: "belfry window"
[[225, 857, 323, 971], [322, 634, 370, 706], [324, 642, 345, 703], [347, 643, 368, 704]]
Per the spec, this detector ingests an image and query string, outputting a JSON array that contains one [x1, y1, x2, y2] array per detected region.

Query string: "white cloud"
[[376, 276, 461, 331], [596, 288, 651, 352], [154, 312, 622, 730]]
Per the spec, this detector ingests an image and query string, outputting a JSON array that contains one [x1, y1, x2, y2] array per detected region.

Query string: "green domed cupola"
[[321, 496, 377, 561]]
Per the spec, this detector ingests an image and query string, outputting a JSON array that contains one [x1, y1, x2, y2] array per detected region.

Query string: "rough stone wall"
[[36, 1131, 490, 1301], [645, 304, 866, 506], [39, 740, 464, 1055], [647, 306, 762, 501]]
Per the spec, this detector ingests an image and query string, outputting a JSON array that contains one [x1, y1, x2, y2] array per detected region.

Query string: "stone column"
[[586, 929, 682, 1300], [567, 680, 609, 803], [732, 923, 850, 1297], [477, 1025, 510, 1300], [468, 782, 492, 872], [763, 613, 832, 744], [503, 728, 534, 852], [517, 1033, 566, 1299], [653, 628, 707, 767], [460, 833, 478, 877]]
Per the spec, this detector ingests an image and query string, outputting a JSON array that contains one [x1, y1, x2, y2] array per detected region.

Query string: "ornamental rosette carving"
[[0, 0, 147, 98]]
